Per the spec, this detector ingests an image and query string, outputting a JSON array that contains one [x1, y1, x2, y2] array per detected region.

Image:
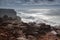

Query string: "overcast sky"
[[0, 0, 60, 9]]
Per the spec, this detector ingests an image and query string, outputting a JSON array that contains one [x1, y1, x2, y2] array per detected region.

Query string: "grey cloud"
[[0, 0, 60, 7], [18, 9, 40, 14], [22, 11, 40, 13], [45, 9, 60, 16], [18, 9, 60, 16]]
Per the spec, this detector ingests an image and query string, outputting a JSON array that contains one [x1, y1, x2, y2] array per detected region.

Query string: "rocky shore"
[[0, 15, 60, 40]]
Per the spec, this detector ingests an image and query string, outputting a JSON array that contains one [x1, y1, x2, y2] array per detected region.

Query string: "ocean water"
[[17, 9, 60, 26]]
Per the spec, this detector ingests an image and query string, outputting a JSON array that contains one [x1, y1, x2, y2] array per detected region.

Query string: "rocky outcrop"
[[0, 9, 60, 40], [0, 9, 16, 18]]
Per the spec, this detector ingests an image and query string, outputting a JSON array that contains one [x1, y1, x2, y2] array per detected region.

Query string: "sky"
[[0, 0, 60, 9], [0, 0, 60, 25]]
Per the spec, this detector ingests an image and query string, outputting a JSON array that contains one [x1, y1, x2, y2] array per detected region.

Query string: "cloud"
[[0, 0, 60, 7], [45, 9, 60, 16], [18, 9, 50, 14], [0, 0, 60, 9], [18, 9, 60, 16]]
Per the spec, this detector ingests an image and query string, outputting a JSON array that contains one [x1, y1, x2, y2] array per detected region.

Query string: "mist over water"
[[17, 9, 60, 26]]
